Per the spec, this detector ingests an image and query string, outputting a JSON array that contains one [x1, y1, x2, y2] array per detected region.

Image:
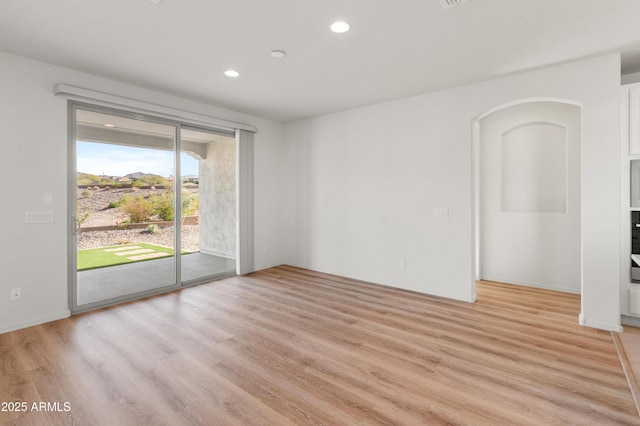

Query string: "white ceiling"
[[2, 0, 640, 122], [76, 110, 226, 143]]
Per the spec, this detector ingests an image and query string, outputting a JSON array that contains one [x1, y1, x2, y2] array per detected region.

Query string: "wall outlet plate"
[[25, 211, 54, 224], [10, 288, 22, 301], [434, 208, 449, 218]]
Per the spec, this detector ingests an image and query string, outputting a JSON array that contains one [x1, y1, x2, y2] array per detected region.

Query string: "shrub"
[[119, 194, 133, 204], [138, 174, 166, 186], [77, 173, 100, 186], [147, 191, 199, 221], [145, 223, 160, 234], [119, 195, 153, 223], [115, 221, 130, 230], [76, 202, 90, 225], [98, 177, 116, 186], [151, 193, 174, 221], [81, 189, 92, 198], [181, 191, 199, 217], [115, 191, 199, 224]]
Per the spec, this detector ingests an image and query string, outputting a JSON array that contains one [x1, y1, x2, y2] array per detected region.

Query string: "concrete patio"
[[77, 253, 235, 306]]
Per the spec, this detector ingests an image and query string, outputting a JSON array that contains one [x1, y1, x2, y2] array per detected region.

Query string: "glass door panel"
[[74, 108, 178, 308], [180, 127, 236, 284]]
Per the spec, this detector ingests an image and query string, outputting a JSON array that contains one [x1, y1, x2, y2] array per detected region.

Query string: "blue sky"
[[77, 141, 199, 177]]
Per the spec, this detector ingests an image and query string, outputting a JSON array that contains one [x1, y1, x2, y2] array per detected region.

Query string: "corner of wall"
[[623, 71, 640, 85]]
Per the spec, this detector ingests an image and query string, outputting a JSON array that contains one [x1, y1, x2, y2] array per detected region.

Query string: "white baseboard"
[[621, 315, 640, 328], [480, 275, 581, 294], [0, 310, 71, 335], [253, 262, 287, 273], [580, 316, 623, 332]]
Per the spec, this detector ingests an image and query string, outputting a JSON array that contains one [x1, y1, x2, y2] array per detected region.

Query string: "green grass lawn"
[[77, 243, 180, 271]]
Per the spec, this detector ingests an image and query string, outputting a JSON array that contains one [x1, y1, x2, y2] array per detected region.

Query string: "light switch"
[[43, 193, 53, 205]]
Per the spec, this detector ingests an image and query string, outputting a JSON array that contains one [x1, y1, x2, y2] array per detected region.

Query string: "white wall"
[[285, 54, 621, 331], [0, 51, 286, 333], [479, 102, 581, 293]]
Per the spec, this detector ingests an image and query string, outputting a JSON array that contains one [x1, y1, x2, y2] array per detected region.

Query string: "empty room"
[[3, 0, 640, 424]]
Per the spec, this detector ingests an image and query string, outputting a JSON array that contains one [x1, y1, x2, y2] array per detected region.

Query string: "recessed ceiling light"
[[224, 70, 240, 78], [148, 0, 161, 4], [270, 50, 286, 59], [330, 21, 350, 33], [104, 123, 115, 128]]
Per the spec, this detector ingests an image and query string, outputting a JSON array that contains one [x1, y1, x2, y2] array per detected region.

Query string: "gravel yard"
[[77, 186, 174, 227], [76, 187, 200, 252], [77, 225, 200, 252]]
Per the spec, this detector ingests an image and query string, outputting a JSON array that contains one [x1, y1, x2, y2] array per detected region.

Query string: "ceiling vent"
[[438, 0, 469, 9]]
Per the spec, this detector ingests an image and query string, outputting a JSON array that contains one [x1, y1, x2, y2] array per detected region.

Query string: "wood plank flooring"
[[616, 325, 640, 413], [1, 265, 638, 425]]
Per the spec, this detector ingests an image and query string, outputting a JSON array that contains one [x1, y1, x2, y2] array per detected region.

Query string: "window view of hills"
[[77, 171, 172, 187]]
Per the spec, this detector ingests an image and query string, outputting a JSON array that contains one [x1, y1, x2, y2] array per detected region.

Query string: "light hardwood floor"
[[616, 325, 640, 413], [1, 265, 639, 425]]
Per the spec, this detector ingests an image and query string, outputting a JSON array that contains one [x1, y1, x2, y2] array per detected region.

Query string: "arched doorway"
[[473, 100, 582, 294]]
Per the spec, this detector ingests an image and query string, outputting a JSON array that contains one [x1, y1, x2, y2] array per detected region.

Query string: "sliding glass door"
[[69, 104, 236, 312], [179, 126, 236, 284]]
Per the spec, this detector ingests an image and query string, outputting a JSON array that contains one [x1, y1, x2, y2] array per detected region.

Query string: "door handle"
[[72, 216, 81, 235]]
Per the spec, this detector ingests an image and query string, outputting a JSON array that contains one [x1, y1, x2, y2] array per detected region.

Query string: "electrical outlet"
[[25, 211, 53, 224], [10, 288, 22, 302], [400, 258, 406, 269], [434, 208, 449, 218]]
